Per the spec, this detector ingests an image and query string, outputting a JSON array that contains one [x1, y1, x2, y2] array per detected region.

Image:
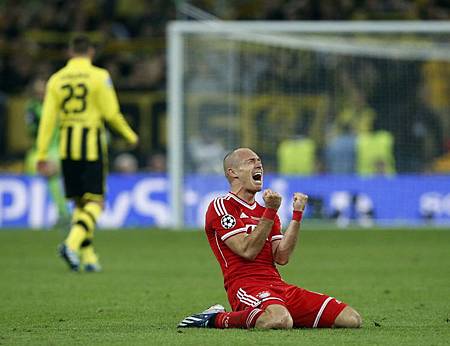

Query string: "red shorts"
[[227, 279, 347, 328]]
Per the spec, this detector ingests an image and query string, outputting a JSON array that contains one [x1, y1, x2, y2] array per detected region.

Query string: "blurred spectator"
[[407, 86, 444, 172], [356, 130, 396, 176], [432, 140, 450, 173], [336, 88, 376, 135], [422, 61, 450, 145], [123, 54, 165, 90], [114, 153, 138, 173], [188, 133, 226, 174], [3, 50, 34, 93], [146, 152, 166, 173], [325, 124, 356, 174], [187, 59, 223, 93], [278, 133, 316, 175]]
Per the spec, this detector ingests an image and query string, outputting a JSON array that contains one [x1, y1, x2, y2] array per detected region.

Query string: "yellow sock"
[[66, 203, 102, 251], [65, 207, 85, 251], [65, 225, 86, 251], [80, 245, 99, 264], [78, 201, 103, 255], [71, 207, 82, 224], [83, 202, 103, 224]]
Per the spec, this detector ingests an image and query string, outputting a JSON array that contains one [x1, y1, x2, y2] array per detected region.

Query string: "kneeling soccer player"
[[178, 148, 362, 329]]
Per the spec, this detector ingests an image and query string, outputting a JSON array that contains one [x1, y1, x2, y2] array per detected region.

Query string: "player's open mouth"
[[252, 172, 262, 183]]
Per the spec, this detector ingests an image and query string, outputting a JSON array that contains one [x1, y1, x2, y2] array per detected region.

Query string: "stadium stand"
[[0, 0, 449, 173]]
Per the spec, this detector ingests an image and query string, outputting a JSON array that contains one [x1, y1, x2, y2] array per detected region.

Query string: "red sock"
[[214, 308, 264, 329]]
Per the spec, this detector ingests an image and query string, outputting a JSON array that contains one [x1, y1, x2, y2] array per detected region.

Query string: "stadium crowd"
[[0, 0, 449, 173]]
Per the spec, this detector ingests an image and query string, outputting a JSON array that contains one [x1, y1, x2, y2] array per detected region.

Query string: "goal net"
[[168, 21, 450, 228]]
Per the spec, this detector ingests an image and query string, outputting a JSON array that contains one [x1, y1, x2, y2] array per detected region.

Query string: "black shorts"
[[62, 159, 106, 199]]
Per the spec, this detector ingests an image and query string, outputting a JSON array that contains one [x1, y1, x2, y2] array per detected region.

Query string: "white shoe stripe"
[[65, 248, 80, 265], [186, 316, 202, 322]]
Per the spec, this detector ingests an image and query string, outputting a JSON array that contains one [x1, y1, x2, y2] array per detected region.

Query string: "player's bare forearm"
[[274, 192, 308, 265], [241, 218, 275, 260], [225, 215, 275, 261], [225, 189, 282, 261], [243, 190, 282, 260], [274, 220, 300, 265]]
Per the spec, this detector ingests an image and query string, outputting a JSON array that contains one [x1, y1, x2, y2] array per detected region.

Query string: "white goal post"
[[167, 21, 450, 228]]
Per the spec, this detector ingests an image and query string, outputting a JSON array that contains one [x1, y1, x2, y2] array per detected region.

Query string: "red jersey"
[[205, 192, 283, 290]]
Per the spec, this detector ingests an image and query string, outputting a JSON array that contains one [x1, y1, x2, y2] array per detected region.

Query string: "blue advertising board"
[[0, 174, 449, 228]]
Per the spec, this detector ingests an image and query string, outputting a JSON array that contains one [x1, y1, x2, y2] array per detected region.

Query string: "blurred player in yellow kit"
[[36, 34, 138, 272]]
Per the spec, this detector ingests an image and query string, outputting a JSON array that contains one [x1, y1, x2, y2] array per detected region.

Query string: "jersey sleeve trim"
[[221, 227, 247, 241], [213, 197, 229, 216], [271, 235, 283, 242]]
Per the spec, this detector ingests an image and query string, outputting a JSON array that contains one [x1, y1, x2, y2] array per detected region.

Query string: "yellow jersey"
[[37, 57, 138, 162]]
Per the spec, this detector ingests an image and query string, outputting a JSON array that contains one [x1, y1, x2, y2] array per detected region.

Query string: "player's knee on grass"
[[334, 306, 362, 328], [255, 304, 293, 329]]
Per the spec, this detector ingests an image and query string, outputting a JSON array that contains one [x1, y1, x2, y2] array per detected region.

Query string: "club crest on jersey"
[[256, 291, 271, 299], [221, 215, 236, 229]]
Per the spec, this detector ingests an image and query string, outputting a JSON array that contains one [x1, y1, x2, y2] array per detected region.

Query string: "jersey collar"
[[67, 57, 92, 67], [227, 192, 257, 210]]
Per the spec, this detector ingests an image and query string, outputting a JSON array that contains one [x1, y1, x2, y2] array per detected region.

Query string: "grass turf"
[[0, 229, 449, 345]]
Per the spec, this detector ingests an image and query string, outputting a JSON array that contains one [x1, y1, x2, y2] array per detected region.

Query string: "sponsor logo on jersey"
[[246, 225, 256, 234], [240, 212, 249, 218], [221, 214, 236, 229]]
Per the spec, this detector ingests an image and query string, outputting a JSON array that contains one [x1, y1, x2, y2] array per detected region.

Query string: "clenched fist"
[[293, 192, 308, 211], [263, 189, 282, 210]]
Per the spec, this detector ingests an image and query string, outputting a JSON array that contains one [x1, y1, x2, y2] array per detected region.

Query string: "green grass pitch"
[[0, 228, 449, 345]]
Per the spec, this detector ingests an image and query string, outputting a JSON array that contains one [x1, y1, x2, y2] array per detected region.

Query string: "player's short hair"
[[69, 34, 94, 54], [223, 150, 236, 181], [223, 150, 235, 171], [224, 148, 245, 182]]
